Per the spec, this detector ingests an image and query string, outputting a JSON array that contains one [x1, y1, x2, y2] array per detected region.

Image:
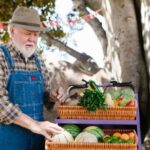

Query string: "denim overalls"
[[0, 46, 45, 150]]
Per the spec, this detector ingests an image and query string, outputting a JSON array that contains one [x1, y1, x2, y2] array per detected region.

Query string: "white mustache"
[[25, 43, 36, 47]]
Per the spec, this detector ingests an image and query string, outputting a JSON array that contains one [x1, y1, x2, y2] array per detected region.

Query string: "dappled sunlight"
[[147, 51, 150, 73], [114, 39, 120, 48], [105, 46, 122, 82], [141, 0, 150, 73], [140, 0, 150, 145], [112, 51, 122, 81], [141, 0, 150, 50], [103, 0, 114, 35], [101, 0, 122, 82]]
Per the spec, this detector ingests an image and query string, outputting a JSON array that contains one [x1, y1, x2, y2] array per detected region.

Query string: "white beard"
[[19, 46, 35, 58], [13, 40, 36, 58]]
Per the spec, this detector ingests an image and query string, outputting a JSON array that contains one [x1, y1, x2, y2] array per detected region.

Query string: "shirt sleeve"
[[0, 50, 21, 124]]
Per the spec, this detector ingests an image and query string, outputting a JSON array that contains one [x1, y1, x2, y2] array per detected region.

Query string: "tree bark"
[[101, 0, 146, 88], [140, 0, 150, 89], [138, 0, 150, 142], [101, 0, 148, 140]]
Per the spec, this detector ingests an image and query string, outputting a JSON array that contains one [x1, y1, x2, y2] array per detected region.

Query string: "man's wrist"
[[13, 113, 38, 131]]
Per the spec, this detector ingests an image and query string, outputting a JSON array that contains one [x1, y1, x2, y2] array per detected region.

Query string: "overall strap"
[[0, 45, 15, 70], [34, 53, 42, 70]]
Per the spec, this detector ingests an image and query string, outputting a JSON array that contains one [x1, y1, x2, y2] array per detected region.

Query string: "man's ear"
[[10, 26, 15, 36], [8, 25, 15, 38]]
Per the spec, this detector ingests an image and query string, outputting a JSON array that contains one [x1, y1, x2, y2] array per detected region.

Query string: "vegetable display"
[[105, 87, 136, 107], [52, 81, 137, 147], [51, 131, 74, 143], [63, 80, 136, 111], [62, 124, 81, 138], [75, 132, 98, 143], [50, 124, 136, 144], [102, 132, 135, 144], [83, 126, 105, 139], [78, 80, 106, 112]]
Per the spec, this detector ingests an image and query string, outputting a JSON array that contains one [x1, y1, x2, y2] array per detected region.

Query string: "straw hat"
[[9, 6, 48, 32]]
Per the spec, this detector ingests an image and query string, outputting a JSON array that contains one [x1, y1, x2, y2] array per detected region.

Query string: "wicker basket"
[[45, 129, 138, 150], [56, 105, 136, 120]]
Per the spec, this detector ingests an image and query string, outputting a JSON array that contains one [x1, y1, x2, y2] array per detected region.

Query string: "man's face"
[[11, 25, 40, 58]]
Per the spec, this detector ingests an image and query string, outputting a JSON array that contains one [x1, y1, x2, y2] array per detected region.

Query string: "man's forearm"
[[12, 112, 64, 140], [13, 113, 38, 131]]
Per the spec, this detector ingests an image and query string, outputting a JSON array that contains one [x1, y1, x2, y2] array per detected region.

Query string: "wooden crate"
[[56, 105, 136, 120], [46, 129, 137, 150]]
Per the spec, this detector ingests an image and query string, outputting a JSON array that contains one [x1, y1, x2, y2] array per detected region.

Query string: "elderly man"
[[0, 6, 66, 150]]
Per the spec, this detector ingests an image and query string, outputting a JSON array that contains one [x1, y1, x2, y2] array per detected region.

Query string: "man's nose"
[[28, 34, 37, 42]]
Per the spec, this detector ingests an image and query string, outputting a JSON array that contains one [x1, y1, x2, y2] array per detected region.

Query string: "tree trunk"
[[138, 0, 150, 142], [101, 0, 148, 140], [140, 0, 150, 92], [85, 0, 102, 12], [101, 0, 146, 88]]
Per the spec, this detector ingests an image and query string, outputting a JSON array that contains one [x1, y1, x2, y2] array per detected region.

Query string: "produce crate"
[[56, 104, 136, 120], [45, 129, 138, 150], [56, 81, 137, 120]]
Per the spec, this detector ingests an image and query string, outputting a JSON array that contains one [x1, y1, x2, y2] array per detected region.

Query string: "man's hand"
[[13, 113, 64, 140], [29, 121, 64, 140], [50, 87, 67, 103]]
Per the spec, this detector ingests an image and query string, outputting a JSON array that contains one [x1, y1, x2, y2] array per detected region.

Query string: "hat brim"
[[9, 22, 48, 32]]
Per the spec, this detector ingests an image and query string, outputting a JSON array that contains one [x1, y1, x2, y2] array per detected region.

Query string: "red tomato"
[[126, 101, 135, 106]]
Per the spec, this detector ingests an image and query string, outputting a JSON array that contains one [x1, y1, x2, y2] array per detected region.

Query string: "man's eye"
[[24, 32, 30, 35], [35, 33, 40, 36]]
